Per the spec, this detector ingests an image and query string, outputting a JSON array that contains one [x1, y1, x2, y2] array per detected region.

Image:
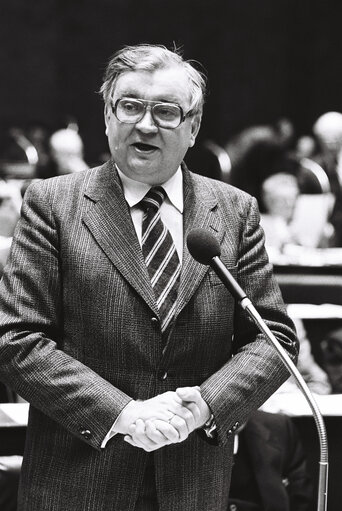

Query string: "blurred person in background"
[[312, 111, 342, 190], [261, 315, 332, 407], [0, 128, 38, 181], [225, 118, 297, 203], [49, 127, 88, 175], [290, 317, 332, 395], [295, 135, 316, 160], [319, 325, 342, 394], [312, 111, 342, 245], [26, 122, 55, 179], [228, 410, 314, 511], [0, 180, 22, 274], [259, 172, 300, 255], [260, 171, 334, 259]]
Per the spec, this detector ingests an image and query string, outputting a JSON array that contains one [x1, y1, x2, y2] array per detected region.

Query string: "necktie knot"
[[141, 186, 166, 212]]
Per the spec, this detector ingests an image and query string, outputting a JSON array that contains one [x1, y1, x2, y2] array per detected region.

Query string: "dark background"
[[1, 0, 342, 165]]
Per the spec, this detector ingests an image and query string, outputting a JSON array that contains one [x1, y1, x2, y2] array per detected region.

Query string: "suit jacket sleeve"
[[0, 182, 132, 450]]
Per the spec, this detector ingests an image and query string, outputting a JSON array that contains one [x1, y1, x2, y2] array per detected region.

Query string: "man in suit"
[[0, 44, 298, 510]]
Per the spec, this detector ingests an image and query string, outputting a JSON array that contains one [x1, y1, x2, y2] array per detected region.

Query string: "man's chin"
[[122, 161, 160, 183]]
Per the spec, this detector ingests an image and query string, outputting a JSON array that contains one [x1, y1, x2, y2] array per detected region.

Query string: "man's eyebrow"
[[157, 98, 180, 104], [120, 94, 181, 105], [120, 92, 140, 99]]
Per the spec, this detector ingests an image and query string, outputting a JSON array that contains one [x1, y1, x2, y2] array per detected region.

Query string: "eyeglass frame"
[[111, 97, 195, 129]]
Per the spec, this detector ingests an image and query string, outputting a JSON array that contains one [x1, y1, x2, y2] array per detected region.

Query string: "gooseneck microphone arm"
[[187, 229, 328, 511]]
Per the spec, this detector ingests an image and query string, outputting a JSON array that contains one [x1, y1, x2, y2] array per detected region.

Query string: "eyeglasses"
[[111, 97, 193, 129]]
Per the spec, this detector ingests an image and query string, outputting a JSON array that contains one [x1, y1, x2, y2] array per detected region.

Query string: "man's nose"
[[135, 107, 158, 133]]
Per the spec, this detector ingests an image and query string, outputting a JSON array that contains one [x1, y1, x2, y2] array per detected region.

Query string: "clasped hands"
[[116, 386, 211, 452]]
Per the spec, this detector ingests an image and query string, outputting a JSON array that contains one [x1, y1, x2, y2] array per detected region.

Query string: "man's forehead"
[[112, 67, 191, 104]]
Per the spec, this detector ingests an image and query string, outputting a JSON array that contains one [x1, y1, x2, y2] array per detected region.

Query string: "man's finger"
[[151, 419, 180, 443], [182, 401, 201, 424], [168, 415, 189, 442], [145, 420, 170, 444], [176, 386, 201, 403], [130, 419, 165, 452]]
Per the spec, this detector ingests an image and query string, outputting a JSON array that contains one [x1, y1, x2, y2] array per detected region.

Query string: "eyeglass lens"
[[116, 98, 182, 128]]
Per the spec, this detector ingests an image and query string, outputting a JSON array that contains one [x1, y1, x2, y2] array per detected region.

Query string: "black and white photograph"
[[0, 2, 342, 510]]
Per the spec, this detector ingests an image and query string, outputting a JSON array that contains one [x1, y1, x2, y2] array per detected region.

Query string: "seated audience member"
[[0, 455, 22, 511], [0, 127, 38, 180], [26, 123, 56, 179], [260, 172, 333, 256], [260, 316, 332, 415], [49, 128, 88, 175], [225, 118, 297, 199], [320, 326, 342, 393], [295, 135, 317, 160], [0, 180, 22, 273], [312, 111, 342, 246], [259, 172, 300, 252], [0, 236, 12, 276], [312, 111, 342, 191], [277, 317, 332, 396], [228, 410, 313, 511]]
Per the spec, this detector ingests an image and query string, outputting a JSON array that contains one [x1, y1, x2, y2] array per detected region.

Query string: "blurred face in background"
[[0, 181, 22, 237], [262, 173, 299, 223], [104, 66, 201, 185], [313, 112, 342, 155], [49, 129, 87, 175]]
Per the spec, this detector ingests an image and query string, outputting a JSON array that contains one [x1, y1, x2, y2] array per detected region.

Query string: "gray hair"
[[99, 44, 207, 116]]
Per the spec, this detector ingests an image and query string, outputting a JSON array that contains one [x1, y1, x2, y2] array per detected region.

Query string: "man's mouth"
[[132, 142, 158, 153]]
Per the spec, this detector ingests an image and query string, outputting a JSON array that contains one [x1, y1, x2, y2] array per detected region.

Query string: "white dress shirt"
[[117, 166, 184, 261], [101, 166, 184, 447]]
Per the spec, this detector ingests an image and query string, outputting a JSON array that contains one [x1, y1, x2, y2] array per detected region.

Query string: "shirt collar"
[[116, 165, 184, 213]]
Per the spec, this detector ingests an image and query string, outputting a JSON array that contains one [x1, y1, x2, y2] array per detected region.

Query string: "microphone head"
[[186, 228, 221, 265]]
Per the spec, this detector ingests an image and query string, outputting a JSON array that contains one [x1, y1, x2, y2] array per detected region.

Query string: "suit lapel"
[[82, 160, 159, 315], [174, 165, 225, 317]]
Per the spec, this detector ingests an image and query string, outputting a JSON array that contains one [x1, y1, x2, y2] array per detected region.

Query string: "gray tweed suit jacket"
[[0, 160, 298, 510]]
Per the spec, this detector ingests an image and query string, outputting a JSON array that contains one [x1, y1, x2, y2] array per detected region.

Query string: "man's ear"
[[104, 105, 110, 135], [189, 114, 202, 148]]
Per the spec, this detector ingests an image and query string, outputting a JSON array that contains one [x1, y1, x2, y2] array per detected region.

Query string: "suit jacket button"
[[151, 317, 159, 326], [80, 428, 92, 440], [227, 429, 233, 436], [158, 371, 168, 381]]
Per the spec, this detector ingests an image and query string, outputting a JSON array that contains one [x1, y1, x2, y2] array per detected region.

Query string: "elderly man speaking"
[[0, 44, 297, 510]]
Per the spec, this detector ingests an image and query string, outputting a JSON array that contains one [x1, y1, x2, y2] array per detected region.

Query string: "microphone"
[[187, 228, 246, 302], [187, 227, 328, 511]]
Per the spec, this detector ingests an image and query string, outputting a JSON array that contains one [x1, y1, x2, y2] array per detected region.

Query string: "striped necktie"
[[141, 186, 181, 333]]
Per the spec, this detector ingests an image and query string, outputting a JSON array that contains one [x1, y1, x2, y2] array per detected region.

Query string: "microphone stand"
[[242, 297, 328, 511], [211, 256, 328, 511]]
